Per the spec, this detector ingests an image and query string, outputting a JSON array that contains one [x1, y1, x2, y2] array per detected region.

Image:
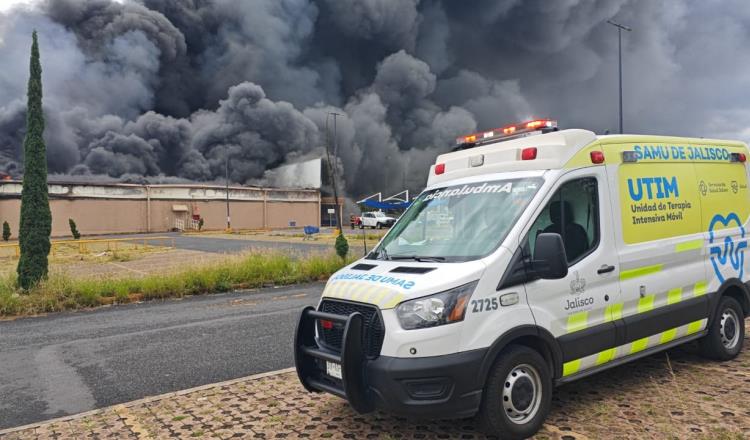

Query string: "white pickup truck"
[[359, 211, 396, 229]]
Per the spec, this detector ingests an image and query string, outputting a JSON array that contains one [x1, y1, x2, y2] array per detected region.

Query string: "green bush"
[[198, 218, 204, 231], [2, 221, 9, 241], [335, 234, 349, 260], [69, 219, 81, 239]]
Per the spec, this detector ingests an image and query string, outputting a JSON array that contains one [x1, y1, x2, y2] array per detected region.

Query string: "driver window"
[[527, 177, 599, 265]]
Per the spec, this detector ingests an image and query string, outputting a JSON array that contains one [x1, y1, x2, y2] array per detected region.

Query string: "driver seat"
[[542, 200, 589, 261]]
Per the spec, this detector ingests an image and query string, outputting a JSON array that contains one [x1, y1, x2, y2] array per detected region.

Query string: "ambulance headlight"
[[395, 281, 478, 330]]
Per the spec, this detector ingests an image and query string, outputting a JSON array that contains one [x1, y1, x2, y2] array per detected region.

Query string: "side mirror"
[[532, 233, 568, 279]]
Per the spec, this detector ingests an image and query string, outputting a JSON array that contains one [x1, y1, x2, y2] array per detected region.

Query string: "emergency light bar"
[[455, 119, 558, 149]]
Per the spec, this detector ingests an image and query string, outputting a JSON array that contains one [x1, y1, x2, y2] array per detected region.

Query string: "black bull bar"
[[294, 306, 374, 413]]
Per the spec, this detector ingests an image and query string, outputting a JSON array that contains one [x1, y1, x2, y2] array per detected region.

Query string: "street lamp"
[[325, 112, 343, 234], [225, 153, 231, 232], [607, 19, 632, 134]]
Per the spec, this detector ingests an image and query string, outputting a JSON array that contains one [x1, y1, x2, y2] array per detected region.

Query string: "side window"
[[527, 177, 599, 265]]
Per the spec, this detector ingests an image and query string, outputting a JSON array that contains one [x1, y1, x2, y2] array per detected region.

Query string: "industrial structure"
[[0, 180, 322, 237]]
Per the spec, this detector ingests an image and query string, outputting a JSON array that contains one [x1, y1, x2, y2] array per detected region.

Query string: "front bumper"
[[294, 306, 486, 418]]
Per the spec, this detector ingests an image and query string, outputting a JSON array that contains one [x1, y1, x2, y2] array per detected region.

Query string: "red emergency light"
[[521, 147, 537, 160], [590, 151, 605, 164], [456, 118, 558, 146]]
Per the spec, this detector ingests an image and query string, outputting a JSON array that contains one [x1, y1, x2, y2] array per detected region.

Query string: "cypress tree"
[[335, 233, 349, 260], [17, 31, 51, 290]]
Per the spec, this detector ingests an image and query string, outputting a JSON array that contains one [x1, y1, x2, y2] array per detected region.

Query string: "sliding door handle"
[[597, 264, 615, 274]]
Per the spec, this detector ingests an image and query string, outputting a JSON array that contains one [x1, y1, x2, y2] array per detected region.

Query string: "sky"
[[0, 0, 124, 11], [0, 1, 30, 13], [0, 0, 749, 197]]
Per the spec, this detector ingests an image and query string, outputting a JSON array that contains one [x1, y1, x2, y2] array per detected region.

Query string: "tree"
[[335, 233, 349, 261], [69, 219, 80, 239], [17, 31, 51, 290], [2, 221, 10, 241]]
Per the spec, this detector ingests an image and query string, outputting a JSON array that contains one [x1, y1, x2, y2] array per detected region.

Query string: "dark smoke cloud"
[[191, 82, 319, 181], [0, 0, 748, 196]]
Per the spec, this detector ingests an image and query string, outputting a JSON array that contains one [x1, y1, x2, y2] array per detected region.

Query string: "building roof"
[[0, 180, 320, 202]]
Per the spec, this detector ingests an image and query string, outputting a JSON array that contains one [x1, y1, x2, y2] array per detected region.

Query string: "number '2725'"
[[471, 297, 498, 313]]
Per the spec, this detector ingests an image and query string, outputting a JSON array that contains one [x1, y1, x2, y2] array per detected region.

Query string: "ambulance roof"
[[427, 129, 748, 187]]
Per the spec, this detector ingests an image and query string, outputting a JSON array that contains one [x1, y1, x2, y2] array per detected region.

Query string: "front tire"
[[699, 296, 744, 361], [477, 345, 552, 440], [376, 223, 382, 229]]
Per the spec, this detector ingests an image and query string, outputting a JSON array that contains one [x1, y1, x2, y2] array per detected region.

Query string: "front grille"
[[318, 299, 385, 358]]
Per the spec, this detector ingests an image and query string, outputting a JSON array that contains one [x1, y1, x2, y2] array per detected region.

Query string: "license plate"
[[326, 361, 342, 379]]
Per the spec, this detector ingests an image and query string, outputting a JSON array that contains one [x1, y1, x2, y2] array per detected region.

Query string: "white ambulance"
[[294, 119, 750, 439]]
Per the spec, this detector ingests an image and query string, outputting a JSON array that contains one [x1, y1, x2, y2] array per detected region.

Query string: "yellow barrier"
[[0, 236, 175, 258]]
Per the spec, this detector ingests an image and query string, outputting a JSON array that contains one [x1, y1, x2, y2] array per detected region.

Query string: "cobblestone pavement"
[[3, 324, 750, 440]]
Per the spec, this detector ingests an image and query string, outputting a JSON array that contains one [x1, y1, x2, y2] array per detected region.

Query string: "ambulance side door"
[[609, 147, 710, 358], [521, 166, 622, 377]]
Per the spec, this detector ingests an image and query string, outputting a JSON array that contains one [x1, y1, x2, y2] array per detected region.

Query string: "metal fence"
[[0, 236, 175, 259]]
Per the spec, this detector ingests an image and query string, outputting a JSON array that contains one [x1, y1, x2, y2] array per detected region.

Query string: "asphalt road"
[[0, 283, 323, 430]]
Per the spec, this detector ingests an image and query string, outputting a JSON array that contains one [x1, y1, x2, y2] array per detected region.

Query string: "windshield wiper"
[[389, 255, 446, 262]]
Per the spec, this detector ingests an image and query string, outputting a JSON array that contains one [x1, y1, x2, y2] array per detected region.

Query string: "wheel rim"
[[501, 363, 542, 424], [720, 308, 741, 350]]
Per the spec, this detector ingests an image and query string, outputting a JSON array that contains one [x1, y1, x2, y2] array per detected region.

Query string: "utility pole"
[[325, 112, 343, 234], [225, 153, 231, 232], [607, 19, 632, 134]]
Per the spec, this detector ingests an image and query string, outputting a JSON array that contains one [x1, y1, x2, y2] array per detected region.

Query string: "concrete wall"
[[0, 182, 321, 238]]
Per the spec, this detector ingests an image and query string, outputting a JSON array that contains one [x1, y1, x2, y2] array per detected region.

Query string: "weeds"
[[109, 252, 134, 263], [698, 428, 745, 440], [0, 252, 350, 317]]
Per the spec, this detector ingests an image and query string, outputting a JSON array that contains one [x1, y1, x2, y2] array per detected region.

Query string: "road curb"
[[0, 367, 296, 436]]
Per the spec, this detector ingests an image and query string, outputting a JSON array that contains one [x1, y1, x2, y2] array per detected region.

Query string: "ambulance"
[[294, 119, 750, 439]]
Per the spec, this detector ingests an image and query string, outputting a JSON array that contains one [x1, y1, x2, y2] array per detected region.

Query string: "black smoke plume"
[[0, 0, 747, 196]]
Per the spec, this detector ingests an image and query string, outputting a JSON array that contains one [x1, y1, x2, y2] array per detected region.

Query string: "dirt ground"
[[3, 323, 749, 440], [0, 227, 384, 281], [0, 229, 374, 280], [0, 248, 227, 279]]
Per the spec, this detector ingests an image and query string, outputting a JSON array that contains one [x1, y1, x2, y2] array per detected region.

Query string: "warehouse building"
[[0, 180, 322, 237]]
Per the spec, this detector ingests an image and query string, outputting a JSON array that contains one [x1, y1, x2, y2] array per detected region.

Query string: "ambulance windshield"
[[369, 177, 543, 262]]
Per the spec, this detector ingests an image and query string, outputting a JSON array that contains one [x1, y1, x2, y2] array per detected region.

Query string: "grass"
[[0, 252, 351, 317]]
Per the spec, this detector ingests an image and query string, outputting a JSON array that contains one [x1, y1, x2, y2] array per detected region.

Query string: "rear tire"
[[477, 345, 552, 440], [699, 296, 744, 361]]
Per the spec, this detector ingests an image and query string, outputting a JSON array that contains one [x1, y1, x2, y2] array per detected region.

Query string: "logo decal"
[[565, 272, 593, 311], [569, 271, 586, 295], [708, 213, 747, 283], [699, 181, 708, 196]]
